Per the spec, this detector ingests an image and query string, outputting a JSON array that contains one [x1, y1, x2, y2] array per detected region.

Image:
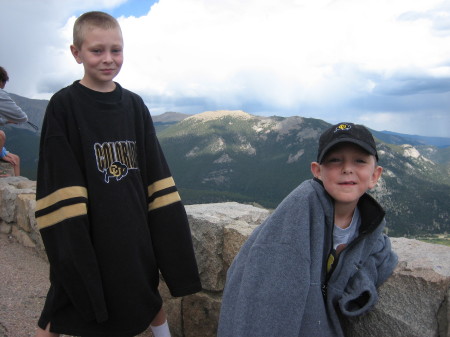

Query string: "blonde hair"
[[73, 11, 121, 49]]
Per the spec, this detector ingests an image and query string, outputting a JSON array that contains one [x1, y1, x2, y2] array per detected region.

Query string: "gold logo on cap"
[[335, 123, 351, 132]]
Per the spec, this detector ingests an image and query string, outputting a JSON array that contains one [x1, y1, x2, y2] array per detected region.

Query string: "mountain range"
[[3, 94, 450, 236]]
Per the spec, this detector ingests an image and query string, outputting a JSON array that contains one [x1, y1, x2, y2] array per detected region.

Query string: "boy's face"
[[70, 26, 123, 91], [311, 143, 383, 208]]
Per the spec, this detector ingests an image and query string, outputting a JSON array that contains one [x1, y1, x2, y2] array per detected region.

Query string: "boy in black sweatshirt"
[[35, 11, 201, 337]]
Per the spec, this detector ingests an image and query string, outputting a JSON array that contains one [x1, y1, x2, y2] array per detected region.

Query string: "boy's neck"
[[79, 78, 116, 93], [334, 202, 357, 229]]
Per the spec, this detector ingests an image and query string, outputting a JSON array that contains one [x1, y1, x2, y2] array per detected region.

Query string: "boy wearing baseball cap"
[[218, 122, 398, 337]]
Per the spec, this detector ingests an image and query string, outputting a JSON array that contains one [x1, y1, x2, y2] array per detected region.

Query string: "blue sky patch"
[[110, 0, 159, 18]]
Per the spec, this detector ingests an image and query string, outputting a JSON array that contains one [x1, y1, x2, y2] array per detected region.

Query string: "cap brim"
[[318, 138, 377, 163]]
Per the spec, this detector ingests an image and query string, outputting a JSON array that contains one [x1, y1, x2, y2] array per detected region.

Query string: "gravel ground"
[[0, 233, 48, 337], [0, 234, 153, 337]]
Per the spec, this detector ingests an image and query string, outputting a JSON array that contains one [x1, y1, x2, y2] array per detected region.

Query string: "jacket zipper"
[[322, 203, 382, 298]]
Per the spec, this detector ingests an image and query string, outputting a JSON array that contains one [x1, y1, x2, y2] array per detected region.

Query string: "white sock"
[[150, 320, 171, 337]]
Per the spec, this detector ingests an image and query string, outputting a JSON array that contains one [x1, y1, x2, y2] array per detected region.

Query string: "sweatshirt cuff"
[[339, 283, 377, 317], [169, 282, 202, 297]]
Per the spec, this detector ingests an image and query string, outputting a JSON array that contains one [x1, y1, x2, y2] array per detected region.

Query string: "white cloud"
[[1, 0, 450, 136]]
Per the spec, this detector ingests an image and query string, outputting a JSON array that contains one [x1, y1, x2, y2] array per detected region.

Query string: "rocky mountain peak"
[[184, 110, 254, 123], [152, 111, 190, 123]]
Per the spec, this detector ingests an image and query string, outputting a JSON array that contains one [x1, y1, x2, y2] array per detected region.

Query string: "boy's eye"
[[91, 49, 102, 54]]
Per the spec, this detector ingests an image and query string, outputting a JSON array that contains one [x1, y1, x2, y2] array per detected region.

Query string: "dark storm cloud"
[[373, 75, 450, 96]]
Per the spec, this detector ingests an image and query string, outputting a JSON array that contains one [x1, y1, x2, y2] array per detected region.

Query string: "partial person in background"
[[0, 66, 28, 176]]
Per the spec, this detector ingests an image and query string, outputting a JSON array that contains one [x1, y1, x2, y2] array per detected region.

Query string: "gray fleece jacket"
[[0, 89, 28, 125], [217, 178, 397, 337]]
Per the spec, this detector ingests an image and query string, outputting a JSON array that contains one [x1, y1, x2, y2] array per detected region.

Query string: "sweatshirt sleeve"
[[0, 89, 28, 125], [35, 98, 108, 323], [339, 233, 398, 317], [144, 113, 202, 297]]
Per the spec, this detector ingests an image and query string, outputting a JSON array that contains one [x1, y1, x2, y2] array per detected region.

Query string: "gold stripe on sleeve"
[[147, 177, 176, 198], [36, 186, 88, 212], [36, 203, 87, 230], [148, 191, 181, 211]]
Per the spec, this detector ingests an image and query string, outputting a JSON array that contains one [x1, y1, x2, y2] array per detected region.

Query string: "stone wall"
[[0, 161, 15, 177], [1, 176, 449, 337], [0, 176, 42, 256]]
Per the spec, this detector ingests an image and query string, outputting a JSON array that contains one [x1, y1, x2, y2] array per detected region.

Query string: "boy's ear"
[[70, 45, 83, 64], [311, 162, 321, 179], [369, 165, 383, 189]]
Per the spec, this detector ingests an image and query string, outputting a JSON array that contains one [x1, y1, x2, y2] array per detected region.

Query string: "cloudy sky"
[[1, 0, 450, 137]]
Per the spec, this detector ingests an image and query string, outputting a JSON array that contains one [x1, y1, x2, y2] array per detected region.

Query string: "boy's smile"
[[311, 143, 383, 209], [70, 26, 123, 92]]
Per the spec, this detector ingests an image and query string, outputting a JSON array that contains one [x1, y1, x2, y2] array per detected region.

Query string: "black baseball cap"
[[317, 122, 378, 163]]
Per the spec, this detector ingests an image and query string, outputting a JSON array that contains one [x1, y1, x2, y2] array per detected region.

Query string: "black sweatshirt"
[[35, 81, 201, 336]]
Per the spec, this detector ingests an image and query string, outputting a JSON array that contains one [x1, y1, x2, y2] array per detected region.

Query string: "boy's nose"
[[342, 162, 353, 174], [103, 52, 113, 63]]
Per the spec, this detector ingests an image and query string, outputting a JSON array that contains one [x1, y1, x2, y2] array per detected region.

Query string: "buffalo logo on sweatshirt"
[[94, 140, 138, 183]]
